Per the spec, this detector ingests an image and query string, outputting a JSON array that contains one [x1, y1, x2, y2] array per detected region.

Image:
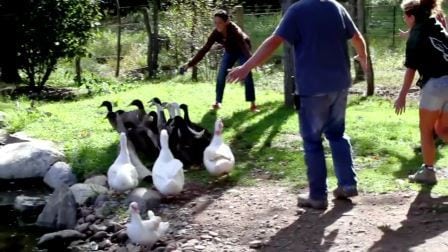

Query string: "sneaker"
[[211, 103, 222, 110], [297, 194, 328, 210], [409, 165, 437, 185], [333, 186, 358, 199]]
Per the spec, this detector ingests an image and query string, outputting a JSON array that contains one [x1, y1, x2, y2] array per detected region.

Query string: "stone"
[[98, 239, 112, 250], [75, 223, 90, 234], [14, 195, 46, 215], [44, 162, 77, 189], [37, 230, 85, 249], [89, 224, 107, 232], [126, 243, 140, 252], [95, 201, 120, 219], [125, 188, 162, 214], [106, 221, 125, 233], [85, 175, 108, 187], [89, 231, 109, 241], [70, 183, 108, 205], [111, 230, 128, 243], [86, 214, 96, 223], [249, 240, 263, 249], [0, 141, 64, 179], [36, 185, 77, 230], [94, 194, 110, 208]]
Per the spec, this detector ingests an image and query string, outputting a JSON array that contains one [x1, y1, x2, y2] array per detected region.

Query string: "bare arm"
[[394, 68, 416, 115], [351, 31, 368, 73], [227, 35, 284, 82]]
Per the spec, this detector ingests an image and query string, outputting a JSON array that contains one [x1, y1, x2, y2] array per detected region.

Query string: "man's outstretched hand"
[[227, 66, 250, 83]]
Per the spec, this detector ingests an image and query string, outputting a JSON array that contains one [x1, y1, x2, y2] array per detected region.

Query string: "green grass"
[[2, 81, 448, 195]]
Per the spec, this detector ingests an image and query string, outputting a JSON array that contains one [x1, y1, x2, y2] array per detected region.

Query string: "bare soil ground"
[[159, 182, 448, 252]]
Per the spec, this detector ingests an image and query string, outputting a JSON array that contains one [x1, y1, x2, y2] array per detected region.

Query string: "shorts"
[[420, 75, 448, 112]]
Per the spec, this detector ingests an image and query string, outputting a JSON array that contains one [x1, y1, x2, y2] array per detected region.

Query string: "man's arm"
[[227, 35, 284, 82], [351, 31, 368, 73]]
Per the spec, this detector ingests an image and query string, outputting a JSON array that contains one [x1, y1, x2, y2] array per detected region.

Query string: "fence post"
[[234, 5, 244, 30], [115, 0, 121, 77], [392, 5, 397, 48], [281, 0, 298, 108]]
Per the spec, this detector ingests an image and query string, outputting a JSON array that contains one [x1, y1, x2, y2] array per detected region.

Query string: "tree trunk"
[[141, 7, 152, 78], [148, 0, 160, 78], [356, 0, 375, 95], [0, 14, 21, 83], [115, 0, 121, 77], [75, 56, 82, 85], [281, 0, 298, 108], [190, 2, 198, 81]]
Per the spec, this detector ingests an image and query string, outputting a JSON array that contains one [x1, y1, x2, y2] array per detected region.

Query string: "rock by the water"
[[111, 229, 128, 243], [0, 141, 64, 179], [36, 185, 77, 230], [37, 230, 85, 249], [84, 175, 108, 187], [125, 188, 162, 214], [14, 195, 46, 215], [75, 223, 90, 234], [89, 231, 108, 242], [70, 183, 108, 205], [44, 162, 77, 189], [94, 193, 110, 208], [106, 221, 124, 233], [95, 200, 120, 219]]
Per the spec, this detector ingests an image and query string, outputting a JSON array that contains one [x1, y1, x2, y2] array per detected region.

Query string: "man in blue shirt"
[[228, 0, 368, 209]]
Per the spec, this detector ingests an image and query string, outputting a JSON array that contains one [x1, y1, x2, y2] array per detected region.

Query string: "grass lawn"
[[1, 81, 447, 195]]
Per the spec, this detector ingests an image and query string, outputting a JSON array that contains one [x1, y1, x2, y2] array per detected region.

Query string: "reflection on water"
[[0, 178, 52, 252]]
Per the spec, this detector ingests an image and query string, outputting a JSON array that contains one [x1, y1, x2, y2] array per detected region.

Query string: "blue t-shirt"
[[274, 0, 358, 96]]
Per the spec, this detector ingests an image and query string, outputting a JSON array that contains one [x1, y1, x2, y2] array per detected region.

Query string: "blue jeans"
[[298, 89, 356, 200], [216, 51, 255, 103]]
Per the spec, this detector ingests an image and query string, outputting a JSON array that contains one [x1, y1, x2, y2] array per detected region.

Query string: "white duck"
[[107, 132, 139, 192], [152, 129, 184, 195], [116, 113, 152, 180], [126, 202, 169, 247], [203, 119, 235, 176]]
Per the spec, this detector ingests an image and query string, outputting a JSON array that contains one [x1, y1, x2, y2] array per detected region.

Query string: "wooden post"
[[75, 56, 82, 85], [357, 0, 375, 96], [234, 5, 244, 30], [115, 0, 121, 77], [141, 7, 152, 78], [281, 0, 298, 108]]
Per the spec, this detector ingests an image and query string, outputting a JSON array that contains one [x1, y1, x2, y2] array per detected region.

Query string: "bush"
[[17, 0, 101, 92]]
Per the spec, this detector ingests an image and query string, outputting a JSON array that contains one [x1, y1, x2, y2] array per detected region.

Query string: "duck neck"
[[118, 136, 131, 163], [160, 133, 174, 160], [131, 211, 143, 226], [212, 133, 223, 146], [182, 107, 191, 123]]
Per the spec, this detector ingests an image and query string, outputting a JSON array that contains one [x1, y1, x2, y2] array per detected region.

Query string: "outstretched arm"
[[227, 35, 284, 82]]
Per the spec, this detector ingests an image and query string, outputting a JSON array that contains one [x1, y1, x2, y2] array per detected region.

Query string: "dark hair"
[[401, 0, 443, 23], [214, 10, 229, 22]]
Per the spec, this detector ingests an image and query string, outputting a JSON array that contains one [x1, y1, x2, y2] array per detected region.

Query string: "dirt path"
[[158, 182, 448, 252]]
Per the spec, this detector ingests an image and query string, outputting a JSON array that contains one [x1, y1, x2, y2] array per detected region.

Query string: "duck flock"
[[99, 98, 235, 247]]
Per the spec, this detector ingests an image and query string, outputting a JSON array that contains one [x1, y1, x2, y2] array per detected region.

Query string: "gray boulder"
[[0, 141, 64, 179], [36, 185, 77, 230], [84, 175, 108, 187], [37, 230, 85, 250], [70, 183, 108, 206], [125, 188, 162, 214], [44, 162, 77, 189]]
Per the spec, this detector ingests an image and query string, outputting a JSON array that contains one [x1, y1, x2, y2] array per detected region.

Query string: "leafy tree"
[[17, 0, 101, 91]]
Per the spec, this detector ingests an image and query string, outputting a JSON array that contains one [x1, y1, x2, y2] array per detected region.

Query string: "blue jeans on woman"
[[216, 51, 256, 103], [298, 89, 357, 201]]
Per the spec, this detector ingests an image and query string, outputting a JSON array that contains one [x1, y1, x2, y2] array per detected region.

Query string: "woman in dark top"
[[395, 0, 448, 185], [182, 10, 258, 112]]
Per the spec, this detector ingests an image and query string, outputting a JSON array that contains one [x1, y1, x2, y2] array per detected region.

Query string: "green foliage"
[[17, 0, 101, 90]]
